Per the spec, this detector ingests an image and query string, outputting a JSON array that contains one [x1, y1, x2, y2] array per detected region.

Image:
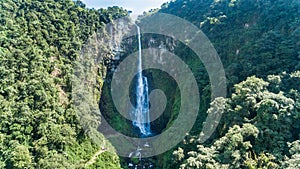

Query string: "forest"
[[0, 0, 299, 168]]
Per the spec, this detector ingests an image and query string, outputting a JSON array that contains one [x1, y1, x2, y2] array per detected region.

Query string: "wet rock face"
[[142, 69, 179, 135], [100, 26, 184, 168], [100, 66, 179, 138], [100, 31, 181, 137]]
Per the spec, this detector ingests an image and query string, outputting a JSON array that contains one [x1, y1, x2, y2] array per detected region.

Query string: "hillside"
[[0, 0, 299, 169], [0, 0, 127, 168], [152, 0, 300, 168], [159, 0, 300, 84]]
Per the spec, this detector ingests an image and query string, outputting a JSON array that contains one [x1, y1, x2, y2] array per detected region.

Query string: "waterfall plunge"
[[132, 25, 151, 136]]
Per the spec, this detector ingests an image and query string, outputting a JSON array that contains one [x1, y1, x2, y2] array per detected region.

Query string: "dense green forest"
[[0, 0, 299, 168], [0, 0, 127, 168], [155, 0, 300, 168]]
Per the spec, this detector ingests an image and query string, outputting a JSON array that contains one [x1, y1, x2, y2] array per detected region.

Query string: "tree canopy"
[[0, 0, 128, 168]]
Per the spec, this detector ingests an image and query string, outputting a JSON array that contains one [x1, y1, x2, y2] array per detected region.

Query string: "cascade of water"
[[132, 25, 151, 136]]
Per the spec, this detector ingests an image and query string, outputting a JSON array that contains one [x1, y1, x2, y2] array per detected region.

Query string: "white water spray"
[[132, 25, 151, 136]]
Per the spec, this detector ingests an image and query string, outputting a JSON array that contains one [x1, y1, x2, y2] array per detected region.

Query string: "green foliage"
[[152, 0, 300, 168], [1, 0, 299, 168], [282, 140, 300, 169], [172, 71, 299, 168], [160, 0, 300, 85], [175, 124, 261, 168], [6, 140, 33, 169], [244, 153, 278, 169], [0, 0, 127, 168]]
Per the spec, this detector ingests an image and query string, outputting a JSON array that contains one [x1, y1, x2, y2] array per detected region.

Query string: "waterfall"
[[132, 25, 151, 136]]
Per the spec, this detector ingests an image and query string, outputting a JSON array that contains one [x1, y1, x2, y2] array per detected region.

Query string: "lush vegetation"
[[0, 0, 299, 168], [0, 0, 127, 168], [172, 72, 300, 168], [153, 0, 300, 168]]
